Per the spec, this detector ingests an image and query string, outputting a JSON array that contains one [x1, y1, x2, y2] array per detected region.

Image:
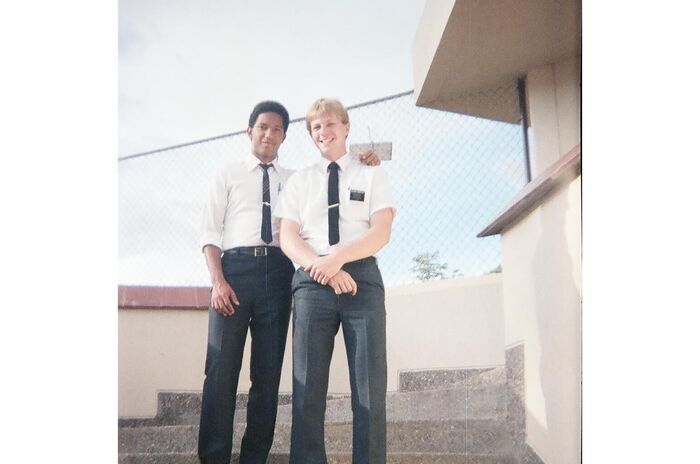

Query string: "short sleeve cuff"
[[370, 204, 397, 217], [199, 233, 222, 251]]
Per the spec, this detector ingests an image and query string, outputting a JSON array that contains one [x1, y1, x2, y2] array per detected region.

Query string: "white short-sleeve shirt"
[[200, 152, 294, 250], [274, 153, 396, 256]]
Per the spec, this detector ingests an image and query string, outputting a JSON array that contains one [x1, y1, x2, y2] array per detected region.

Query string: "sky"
[[119, 0, 427, 157]]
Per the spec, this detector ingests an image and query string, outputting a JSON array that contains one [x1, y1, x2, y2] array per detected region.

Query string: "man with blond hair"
[[275, 98, 396, 463]]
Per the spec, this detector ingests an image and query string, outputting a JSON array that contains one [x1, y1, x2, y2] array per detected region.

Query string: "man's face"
[[309, 112, 349, 159], [247, 112, 286, 163]]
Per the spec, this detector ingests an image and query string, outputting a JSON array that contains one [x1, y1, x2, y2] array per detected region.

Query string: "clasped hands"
[[305, 254, 357, 296]]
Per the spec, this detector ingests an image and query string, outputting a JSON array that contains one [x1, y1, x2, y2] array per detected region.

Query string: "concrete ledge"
[[477, 144, 580, 237], [118, 286, 210, 310]]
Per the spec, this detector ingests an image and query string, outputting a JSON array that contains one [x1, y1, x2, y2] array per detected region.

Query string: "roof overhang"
[[413, 0, 581, 123]]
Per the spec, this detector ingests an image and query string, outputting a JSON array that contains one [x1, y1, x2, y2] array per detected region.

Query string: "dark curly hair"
[[248, 100, 290, 133]]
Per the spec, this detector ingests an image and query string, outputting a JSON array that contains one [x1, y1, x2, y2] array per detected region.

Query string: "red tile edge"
[[118, 286, 211, 310]]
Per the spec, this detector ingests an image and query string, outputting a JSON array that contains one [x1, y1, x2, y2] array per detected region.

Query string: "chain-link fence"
[[119, 89, 526, 288]]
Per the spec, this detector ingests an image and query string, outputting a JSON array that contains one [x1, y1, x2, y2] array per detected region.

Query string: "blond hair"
[[305, 98, 349, 133]]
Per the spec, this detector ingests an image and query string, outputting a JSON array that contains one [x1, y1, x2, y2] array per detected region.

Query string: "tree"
[[411, 251, 449, 282], [487, 264, 502, 274]]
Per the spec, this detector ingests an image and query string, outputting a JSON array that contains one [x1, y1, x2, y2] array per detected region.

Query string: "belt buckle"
[[254, 246, 267, 257]]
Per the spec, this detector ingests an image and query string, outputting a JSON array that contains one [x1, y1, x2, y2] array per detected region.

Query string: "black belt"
[[318, 255, 376, 266], [345, 256, 377, 266], [224, 246, 282, 257]]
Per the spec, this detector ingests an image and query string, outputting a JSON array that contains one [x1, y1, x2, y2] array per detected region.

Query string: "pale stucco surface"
[[501, 177, 581, 464], [119, 274, 504, 418], [527, 56, 581, 177]]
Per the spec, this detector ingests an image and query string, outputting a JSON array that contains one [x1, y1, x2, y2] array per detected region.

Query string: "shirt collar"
[[245, 151, 279, 173], [317, 152, 352, 173]]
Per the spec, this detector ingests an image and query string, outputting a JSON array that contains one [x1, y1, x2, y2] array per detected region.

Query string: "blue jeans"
[[289, 257, 387, 464], [198, 248, 294, 464]]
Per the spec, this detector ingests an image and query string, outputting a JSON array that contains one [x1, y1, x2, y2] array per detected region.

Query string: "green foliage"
[[411, 251, 460, 282]]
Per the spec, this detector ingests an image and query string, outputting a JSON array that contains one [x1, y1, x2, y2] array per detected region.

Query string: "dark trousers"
[[198, 248, 294, 464], [289, 258, 387, 464]]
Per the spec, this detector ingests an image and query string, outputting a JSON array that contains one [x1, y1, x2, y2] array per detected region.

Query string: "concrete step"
[[123, 380, 505, 428], [117, 452, 287, 464], [398, 367, 505, 393], [273, 385, 504, 424], [119, 391, 293, 427], [120, 367, 507, 427], [119, 419, 510, 456], [467, 384, 506, 419], [274, 389, 466, 424], [119, 367, 513, 462], [118, 452, 515, 464], [119, 392, 341, 427]]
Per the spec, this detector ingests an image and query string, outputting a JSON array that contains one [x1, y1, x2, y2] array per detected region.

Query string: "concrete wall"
[[501, 176, 581, 464], [526, 55, 581, 177], [119, 309, 208, 418], [411, 0, 456, 103], [119, 274, 504, 418], [510, 52, 581, 464]]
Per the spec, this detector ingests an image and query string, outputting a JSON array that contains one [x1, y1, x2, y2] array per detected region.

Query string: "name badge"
[[349, 190, 365, 202]]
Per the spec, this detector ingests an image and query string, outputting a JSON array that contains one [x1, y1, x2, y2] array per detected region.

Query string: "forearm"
[[203, 244, 239, 313], [279, 220, 319, 268], [331, 208, 393, 266], [333, 223, 391, 264], [203, 245, 226, 285], [303, 208, 394, 285]]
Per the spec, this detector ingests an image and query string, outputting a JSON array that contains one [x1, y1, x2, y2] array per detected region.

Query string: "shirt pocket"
[[342, 186, 370, 220]]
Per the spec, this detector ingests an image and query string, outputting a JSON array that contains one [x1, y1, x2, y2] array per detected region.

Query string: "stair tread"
[[120, 366, 515, 461], [130, 382, 506, 427], [120, 419, 511, 456], [119, 451, 515, 464]]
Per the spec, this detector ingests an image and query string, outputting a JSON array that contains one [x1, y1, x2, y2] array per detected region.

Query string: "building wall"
[[526, 55, 581, 177], [501, 176, 581, 464], [119, 274, 504, 418], [118, 308, 208, 418], [411, 0, 456, 102]]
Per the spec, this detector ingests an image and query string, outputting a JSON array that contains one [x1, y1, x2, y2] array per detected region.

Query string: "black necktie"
[[260, 163, 272, 244], [327, 162, 340, 245]]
